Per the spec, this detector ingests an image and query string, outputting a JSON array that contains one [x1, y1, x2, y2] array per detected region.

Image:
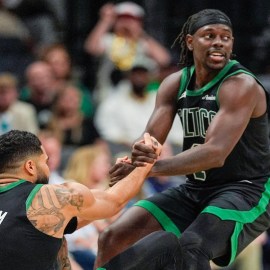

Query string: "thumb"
[[143, 132, 152, 146]]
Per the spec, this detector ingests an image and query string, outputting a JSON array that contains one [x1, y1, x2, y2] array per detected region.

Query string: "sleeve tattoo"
[[28, 186, 84, 235], [57, 237, 72, 270]]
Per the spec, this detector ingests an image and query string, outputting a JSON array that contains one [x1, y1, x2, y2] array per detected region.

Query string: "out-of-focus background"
[[1, 1, 270, 269]]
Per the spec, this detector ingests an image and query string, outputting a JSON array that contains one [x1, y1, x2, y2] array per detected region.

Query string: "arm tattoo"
[[57, 237, 72, 270], [28, 186, 84, 235], [55, 187, 84, 210]]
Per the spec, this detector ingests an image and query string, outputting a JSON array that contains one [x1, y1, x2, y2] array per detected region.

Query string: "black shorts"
[[135, 177, 270, 266]]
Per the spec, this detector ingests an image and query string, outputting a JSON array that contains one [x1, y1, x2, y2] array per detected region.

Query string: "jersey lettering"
[[0, 211, 8, 224], [178, 108, 216, 138]]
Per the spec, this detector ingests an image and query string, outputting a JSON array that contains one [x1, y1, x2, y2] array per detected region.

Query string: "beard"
[[35, 167, 49, 184], [36, 176, 49, 184]]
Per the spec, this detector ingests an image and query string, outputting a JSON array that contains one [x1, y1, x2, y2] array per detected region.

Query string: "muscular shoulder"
[[157, 70, 182, 102], [224, 72, 260, 89], [219, 73, 266, 117], [160, 70, 182, 89], [27, 182, 94, 237]]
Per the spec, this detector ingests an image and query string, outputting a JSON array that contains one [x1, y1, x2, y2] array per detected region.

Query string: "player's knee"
[[178, 231, 212, 269], [179, 231, 209, 260]]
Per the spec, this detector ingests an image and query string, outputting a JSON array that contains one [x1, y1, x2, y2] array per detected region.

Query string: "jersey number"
[[192, 144, 206, 181]]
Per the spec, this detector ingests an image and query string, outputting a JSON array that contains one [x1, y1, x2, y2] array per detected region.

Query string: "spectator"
[[20, 60, 58, 128], [47, 83, 102, 170], [48, 84, 100, 147], [3, 0, 60, 54], [0, 3, 34, 84], [0, 72, 38, 135], [40, 43, 95, 117], [94, 58, 181, 156], [38, 129, 65, 182], [84, 1, 171, 103]]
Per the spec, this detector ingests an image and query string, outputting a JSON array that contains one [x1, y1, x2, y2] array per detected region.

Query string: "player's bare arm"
[[109, 71, 182, 183], [56, 237, 72, 270], [131, 70, 182, 166], [149, 73, 267, 177], [28, 133, 161, 236], [27, 183, 89, 238], [83, 133, 162, 219]]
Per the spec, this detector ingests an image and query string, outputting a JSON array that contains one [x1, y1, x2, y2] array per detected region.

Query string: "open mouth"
[[208, 51, 225, 62]]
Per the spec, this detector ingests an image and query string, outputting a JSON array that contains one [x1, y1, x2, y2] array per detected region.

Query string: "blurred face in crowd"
[[64, 145, 111, 190], [89, 150, 111, 188], [39, 135, 61, 172], [44, 47, 71, 80], [129, 67, 150, 96], [114, 15, 143, 39], [55, 85, 81, 115], [26, 62, 56, 96], [0, 84, 17, 112]]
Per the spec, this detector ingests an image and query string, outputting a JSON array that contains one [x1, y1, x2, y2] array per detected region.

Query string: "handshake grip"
[[109, 133, 162, 186], [143, 133, 162, 156]]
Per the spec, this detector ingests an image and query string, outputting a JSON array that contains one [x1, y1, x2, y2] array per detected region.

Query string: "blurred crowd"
[[0, 1, 270, 269]]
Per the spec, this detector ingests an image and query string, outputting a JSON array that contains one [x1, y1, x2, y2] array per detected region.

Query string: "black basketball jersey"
[[177, 60, 270, 185], [0, 180, 62, 270]]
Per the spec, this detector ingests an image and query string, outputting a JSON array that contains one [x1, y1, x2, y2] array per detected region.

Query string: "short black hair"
[[172, 9, 233, 68], [0, 130, 43, 173]]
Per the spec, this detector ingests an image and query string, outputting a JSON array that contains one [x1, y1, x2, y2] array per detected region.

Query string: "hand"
[[109, 157, 135, 187], [132, 134, 161, 167], [149, 135, 162, 156], [99, 3, 116, 25], [109, 133, 161, 186]]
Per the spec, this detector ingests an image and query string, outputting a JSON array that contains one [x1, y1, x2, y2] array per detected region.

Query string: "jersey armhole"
[[177, 67, 188, 99], [26, 184, 43, 210]]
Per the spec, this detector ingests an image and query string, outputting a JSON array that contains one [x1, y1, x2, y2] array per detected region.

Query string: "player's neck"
[[0, 176, 22, 185]]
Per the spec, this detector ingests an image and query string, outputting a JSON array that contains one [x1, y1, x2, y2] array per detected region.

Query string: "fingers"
[[115, 156, 131, 164], [131, 133, 161, 167], [151, 136, 162, 155], [143, 133, 161, 155], [109, 162, 136, 185], [151, 136, 159, 149], [143, 133, 152, 146], [115, 157, 126, 164], [132, 142, 157, 164]]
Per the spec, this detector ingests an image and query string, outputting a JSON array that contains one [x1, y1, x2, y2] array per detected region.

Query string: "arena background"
[[60, 0, 270, 89]]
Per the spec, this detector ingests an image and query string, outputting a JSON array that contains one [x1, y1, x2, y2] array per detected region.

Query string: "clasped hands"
[[109, 133, 161, 186]]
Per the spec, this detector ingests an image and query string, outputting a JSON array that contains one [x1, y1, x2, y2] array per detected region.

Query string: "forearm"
[[86, 165, 151, 220], [107, 164, 152, 207], [150, 143, 224, 177], [84, 19, 112, 55]]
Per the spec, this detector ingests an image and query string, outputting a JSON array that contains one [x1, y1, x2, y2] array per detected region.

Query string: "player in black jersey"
[[96, 9, 270, 270], [0, 130, 161, 270]]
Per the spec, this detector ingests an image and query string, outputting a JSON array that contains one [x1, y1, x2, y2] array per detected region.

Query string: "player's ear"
[[24, 160, 37, 176], [186, 34, 193, 51]]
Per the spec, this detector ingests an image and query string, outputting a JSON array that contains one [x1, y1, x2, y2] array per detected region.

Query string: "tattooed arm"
[[69, 133, 162, 221], [56, 237, 71, 270], [27, 133, 161, 237]]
